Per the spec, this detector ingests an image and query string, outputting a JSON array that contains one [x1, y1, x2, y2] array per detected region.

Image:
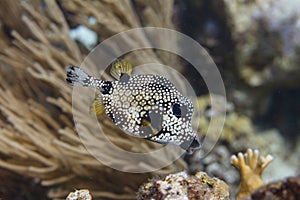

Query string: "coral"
[[231, 149, 274, 200], [248, 175, 300, 200], [0, 0, 187, 199], [137, 171, 229, 200], [66, 189, 92, 200]]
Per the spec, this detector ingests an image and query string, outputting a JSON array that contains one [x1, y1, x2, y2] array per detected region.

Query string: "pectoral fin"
[[89, 95, 105, 116]]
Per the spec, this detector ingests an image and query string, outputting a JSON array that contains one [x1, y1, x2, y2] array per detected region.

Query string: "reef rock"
[[216, 0, 300, 87], [196, 95, 253, 152], [137, 171, 229, 200], [247, 175, 300, 200]]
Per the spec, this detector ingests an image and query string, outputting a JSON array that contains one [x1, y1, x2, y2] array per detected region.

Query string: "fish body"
[[66, 60, 201, 153]]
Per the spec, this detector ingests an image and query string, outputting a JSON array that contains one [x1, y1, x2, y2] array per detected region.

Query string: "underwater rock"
[[137, 171, 229, 200], [247, 175, 300, 200], [250, 129, 299, 183], [188, 145, 240, 193], [196, 95, 253, 152], [188, 95, 253, 194], [217, 0, 300, 87]]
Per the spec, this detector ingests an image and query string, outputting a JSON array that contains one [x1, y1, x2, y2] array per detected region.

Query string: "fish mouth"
[[184, 137, 202, 155]]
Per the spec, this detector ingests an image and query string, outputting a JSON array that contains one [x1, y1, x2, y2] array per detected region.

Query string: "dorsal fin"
[[110, 59, 133, 80], [89, 95, 105, 116]]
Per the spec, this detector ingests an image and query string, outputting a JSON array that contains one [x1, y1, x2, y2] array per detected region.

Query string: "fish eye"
[[172, 103, 181, 118]]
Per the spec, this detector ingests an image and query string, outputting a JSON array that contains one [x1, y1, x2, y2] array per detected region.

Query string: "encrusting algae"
[[231, 149, 274, 200]]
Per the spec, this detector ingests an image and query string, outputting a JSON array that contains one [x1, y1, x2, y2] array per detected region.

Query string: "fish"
[[66, 59, 201, 154]]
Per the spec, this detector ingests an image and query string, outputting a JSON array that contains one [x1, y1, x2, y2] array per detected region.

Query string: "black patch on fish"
[[102, 81, 113, 94], [172, 103, 181, 118], [66, 77, 73, 85]]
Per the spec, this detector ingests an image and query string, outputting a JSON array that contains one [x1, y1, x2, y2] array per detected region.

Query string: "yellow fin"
[[110, 59, 133, 80], [89, 95, 105, 116]]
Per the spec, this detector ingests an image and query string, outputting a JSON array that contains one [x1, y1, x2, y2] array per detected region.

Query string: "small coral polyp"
[[231, 148, 274, 200]]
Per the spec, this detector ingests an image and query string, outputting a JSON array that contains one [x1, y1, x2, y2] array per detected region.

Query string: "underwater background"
[[0, 0, 299, 199]]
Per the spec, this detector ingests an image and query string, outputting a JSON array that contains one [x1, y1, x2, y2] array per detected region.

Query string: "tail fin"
[[66, 66, 92, 87]]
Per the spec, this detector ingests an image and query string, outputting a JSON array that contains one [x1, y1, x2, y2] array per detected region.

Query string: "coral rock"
[[66, 189, 92, 200], [137, 171, 229, 200], [219, 0, 300, 87], [196, 95, 253, 152], [248, 175, 300, 200]]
